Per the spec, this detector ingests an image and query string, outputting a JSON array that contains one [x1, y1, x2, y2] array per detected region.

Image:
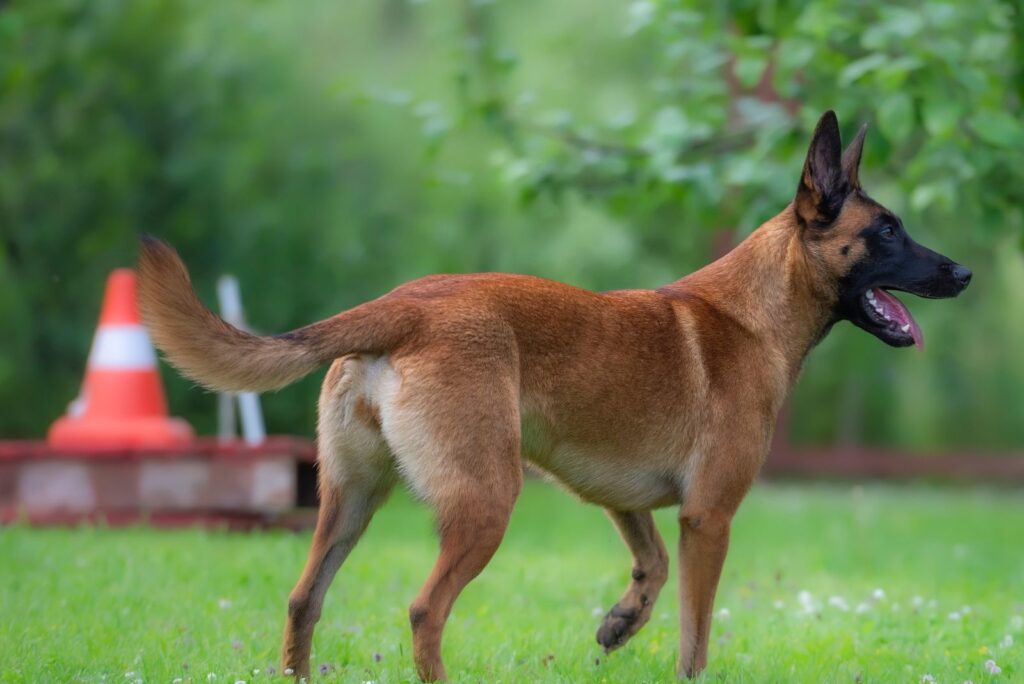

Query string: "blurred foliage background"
[[1, 0, 1021, 450]]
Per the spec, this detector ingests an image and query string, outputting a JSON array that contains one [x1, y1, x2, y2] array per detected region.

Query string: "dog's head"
[[794, 110, 971, 348]]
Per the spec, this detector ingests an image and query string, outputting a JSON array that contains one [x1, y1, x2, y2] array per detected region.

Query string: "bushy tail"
[[136, 236, 418, 393]]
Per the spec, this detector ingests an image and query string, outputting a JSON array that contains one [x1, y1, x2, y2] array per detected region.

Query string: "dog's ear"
[[795, 110, 847, 228], [841, 123, 868, 190]]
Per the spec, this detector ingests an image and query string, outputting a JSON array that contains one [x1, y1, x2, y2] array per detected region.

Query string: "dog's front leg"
[[675, 439, 760, 677], [675, 505, 731, 678]]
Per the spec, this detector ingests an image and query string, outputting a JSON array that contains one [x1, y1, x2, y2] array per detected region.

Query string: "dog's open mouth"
[[861, 288, 923, 349]]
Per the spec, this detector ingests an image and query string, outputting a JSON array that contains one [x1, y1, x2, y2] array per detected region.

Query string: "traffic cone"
[[47, 269, 193, 449]]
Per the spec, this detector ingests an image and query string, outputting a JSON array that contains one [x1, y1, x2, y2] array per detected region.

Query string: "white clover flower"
[[591, 607, 603, 617], [283, 669, 294, 676], [252, 669, 260, 675], [207, 675, 217, 682], [1011, 615, 1024, 630], [948, 611, 962, 621], [717, 607, 730, 620], [827, 596, 849, 612], [985, 659, 1001, 674], [773, 599, 785, 610], [173, 679, 182, 684], [217, 598, 232, 609], [124, 674, 135, 679], [892, 603, 901, 611], [234, 680, 246, 684], [961, 605, 972, 614], [1000, 634, 1013, 648], [855, 602, 870, 614], [912, 596, 925, 608], [872, 588, 885, 600], [797, 590, 817, 613], [920, 674, 936, 683]]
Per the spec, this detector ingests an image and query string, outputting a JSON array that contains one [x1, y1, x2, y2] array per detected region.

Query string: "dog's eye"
[[879, 225, 897, 239]]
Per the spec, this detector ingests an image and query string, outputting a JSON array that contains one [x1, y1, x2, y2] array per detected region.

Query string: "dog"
[[137, 110, 971, 680]]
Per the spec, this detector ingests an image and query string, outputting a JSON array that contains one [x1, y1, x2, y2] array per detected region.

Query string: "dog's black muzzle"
[[884, 239, 972, 300]]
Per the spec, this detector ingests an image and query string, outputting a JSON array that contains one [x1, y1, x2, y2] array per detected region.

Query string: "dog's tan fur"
[[137, 112, 896, 680]]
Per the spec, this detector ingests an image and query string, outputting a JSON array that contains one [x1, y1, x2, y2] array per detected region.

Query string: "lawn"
[[2, 481, 1022, 683]]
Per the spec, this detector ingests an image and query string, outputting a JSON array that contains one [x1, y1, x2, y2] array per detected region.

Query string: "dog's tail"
[[136, 236, 419, 393]]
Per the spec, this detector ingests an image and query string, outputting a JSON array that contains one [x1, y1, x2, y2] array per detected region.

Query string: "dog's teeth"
[[901, 324, 910, 333]]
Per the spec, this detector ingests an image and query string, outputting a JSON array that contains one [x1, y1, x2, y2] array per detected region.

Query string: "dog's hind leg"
[[407, 480, 519, 681], [596, 510, 669, 652], [280, 480, 391, 677], [281, 358, 396, 679], [381, 353, 523, 681]]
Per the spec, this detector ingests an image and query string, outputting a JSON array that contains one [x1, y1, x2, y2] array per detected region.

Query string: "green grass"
[[2, 481, 1022, 683]]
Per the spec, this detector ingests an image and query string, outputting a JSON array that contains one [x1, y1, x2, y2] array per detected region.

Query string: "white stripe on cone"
[[87, 325, 158, 370]]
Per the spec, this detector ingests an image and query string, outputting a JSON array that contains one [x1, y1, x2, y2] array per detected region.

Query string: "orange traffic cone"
[[47, 269, 193, 449]]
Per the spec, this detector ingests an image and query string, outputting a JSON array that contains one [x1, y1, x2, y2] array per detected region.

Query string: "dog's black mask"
[[835, 209, 971, 348]]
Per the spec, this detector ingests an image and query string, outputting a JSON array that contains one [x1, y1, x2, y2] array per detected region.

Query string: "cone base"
[[47, 416, 194, 450]]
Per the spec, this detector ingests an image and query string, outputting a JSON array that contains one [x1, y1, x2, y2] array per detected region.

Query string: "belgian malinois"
[[137, 111, 971, 680]]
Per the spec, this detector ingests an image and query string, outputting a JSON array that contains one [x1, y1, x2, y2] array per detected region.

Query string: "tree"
[[452, 1, 1021, 236]]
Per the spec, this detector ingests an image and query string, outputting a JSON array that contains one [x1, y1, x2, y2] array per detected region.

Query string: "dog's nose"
[[951, 264, 972, 288]]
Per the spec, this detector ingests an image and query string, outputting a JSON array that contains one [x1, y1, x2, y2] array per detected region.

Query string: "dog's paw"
[[596, 603, 639, 652]]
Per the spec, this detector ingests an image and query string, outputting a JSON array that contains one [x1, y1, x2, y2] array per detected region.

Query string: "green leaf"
[[875, 56, 924, 90], [795, 3, 845, 40], [838, 54, 887, 86], [734, 54, 767, 89], [967, 110, 1024, 148], [776, 38, 815, 72], [969, 33, 1010, 61], [922, 98, 963, 138], [880, 7, 924, 38], [877, 92, 915, 141], [910, 182, 941, 212]]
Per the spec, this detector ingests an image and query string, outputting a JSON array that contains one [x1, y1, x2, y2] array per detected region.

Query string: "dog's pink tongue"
[[871, 288, 923, 350]]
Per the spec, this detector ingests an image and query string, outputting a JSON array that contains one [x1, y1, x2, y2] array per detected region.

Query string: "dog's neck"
[[662, 207, 837, 382]]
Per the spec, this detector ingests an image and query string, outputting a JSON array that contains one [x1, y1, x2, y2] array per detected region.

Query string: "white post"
[[216, 275, 267, 445], [236, 393, 266, 445], [217, 392, 235, 443]]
